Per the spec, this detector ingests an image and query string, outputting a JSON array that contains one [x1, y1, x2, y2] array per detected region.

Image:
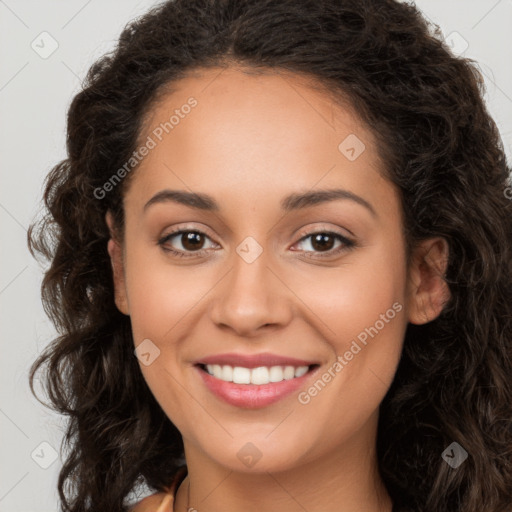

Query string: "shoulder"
[[129, 492, 173, 512], [129, 466, 187, 512]]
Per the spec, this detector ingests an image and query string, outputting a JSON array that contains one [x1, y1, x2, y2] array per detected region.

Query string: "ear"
[[105, 211, 129, 315], [406, 237, 450, 325]]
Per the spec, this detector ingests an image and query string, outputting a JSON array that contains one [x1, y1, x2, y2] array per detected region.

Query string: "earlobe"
[[406, 237, 450, 325], [105, 212, 130, 315]]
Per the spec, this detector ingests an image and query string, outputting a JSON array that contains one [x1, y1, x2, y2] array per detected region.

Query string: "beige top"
[[130, 466, 187, 512]]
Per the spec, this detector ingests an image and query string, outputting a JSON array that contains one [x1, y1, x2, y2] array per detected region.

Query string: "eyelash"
[[157, 226, 356, 260]]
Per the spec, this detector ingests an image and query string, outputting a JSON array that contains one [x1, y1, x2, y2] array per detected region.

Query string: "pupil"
[[182, 232, 203, 251], [312, 233, 333, 251]]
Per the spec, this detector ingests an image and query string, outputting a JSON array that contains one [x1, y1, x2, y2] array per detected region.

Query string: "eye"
[[157, 229, 219, 258], [292, 230, 355, 259], [157, 227, 356, 260]]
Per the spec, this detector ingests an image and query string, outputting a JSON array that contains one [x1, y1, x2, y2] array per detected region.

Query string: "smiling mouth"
[[197, 363, 319, 385]]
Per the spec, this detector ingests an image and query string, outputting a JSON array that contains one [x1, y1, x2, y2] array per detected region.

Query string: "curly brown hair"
[[28, 0, 512, 511]]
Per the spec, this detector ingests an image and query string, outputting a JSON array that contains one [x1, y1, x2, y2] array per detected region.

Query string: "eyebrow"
[[143, 188, 377, 217]]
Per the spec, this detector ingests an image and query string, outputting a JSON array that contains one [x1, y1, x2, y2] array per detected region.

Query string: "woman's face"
[[109, 67, 420, 473]]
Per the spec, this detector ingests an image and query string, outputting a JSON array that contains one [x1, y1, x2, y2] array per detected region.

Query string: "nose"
[[209, 244, 293, 338]]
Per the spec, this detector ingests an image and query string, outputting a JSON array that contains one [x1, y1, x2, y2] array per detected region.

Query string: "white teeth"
[[251, 366, 269, 385], [232, 366, 251, 384], [294, 365, 308, 378], [283, 366, 295, 380], [204, 364, 310, 384], [269, 366, 284, 382], [221, 365, 233, 381]]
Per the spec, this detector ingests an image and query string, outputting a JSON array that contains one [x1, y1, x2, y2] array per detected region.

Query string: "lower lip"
[[196, 365, 317, 409]]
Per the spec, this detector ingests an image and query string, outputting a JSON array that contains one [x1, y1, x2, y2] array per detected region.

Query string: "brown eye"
[[157, 229, 218, 258], [293, 230, 355, 259], [309, 233, 336, 252], [180, 231, 206, 251]]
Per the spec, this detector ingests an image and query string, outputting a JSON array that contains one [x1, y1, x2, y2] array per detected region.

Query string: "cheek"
[[124, 230, 408, 356], [289, 252, 407, 443], [299, 243, 407, 343], [296, 239, 408, 394], [123, 242, 208, 344]]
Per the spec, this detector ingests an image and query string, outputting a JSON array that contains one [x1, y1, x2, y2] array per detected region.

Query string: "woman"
[[28, 1, 512, 511]]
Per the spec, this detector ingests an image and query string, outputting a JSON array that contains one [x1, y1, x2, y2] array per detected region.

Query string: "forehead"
[[125, 66, 395, 218]]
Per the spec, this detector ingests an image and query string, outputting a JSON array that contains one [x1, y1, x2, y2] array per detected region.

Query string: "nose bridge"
[[210, 235, 291, 335]]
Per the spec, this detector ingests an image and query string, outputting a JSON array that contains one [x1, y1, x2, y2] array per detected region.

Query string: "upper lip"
[[195, 352, 318, 369]]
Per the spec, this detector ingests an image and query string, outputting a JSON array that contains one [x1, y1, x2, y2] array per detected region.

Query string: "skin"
[[107, 66, 450, 512]]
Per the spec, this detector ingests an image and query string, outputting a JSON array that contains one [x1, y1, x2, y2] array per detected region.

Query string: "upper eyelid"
[[159, 225, 354, 249], [294, 225, 353, 242], [159, 223, 217, 241], [160, 226, 214, 241]]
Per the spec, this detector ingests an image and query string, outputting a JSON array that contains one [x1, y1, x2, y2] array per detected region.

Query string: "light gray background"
[[1, 1, 511, 510]]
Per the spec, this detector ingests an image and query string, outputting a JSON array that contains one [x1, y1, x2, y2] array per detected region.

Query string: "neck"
[[174, 426, 392, 512]]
